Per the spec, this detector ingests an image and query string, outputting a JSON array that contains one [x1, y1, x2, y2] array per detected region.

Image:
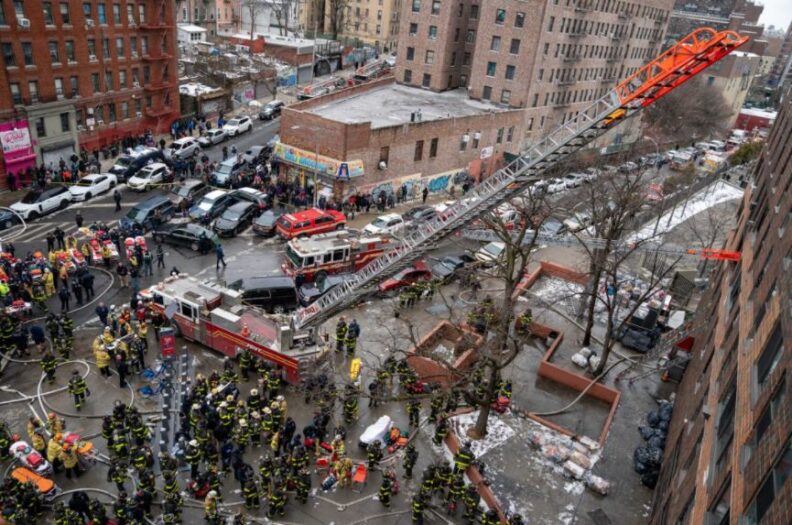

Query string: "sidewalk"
[[344, 192, 449, 230]]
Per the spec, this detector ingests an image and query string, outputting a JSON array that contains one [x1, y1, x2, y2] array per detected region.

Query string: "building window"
[[714, 380, 736, 478], [414, 140, 424, 161], [126, 4, 134, 24], [428, 25, 437, 39], [501, 89, 511, 104], [527, 117, 534, 130], [43, 2, 54, 24], [130, 36, 137, 55], [379, 146, 389, 164], [108, 102, 116, 122], [28, 81, 39, 103], [70, 76, 78, 96], [470, 4, 478, 19], [486, 61, 496, 76], [463, 52, 471, 66], [422, 73, 431, 87], [505, 65, 515, 80], [134, 98, 141, 115], [429, 137, 438, 158], [116, 37, 125, 57], [54, 77, 64, 97], [87, 39, 96, 58], [495, 8, 506, 24], [451, 52, 456, 66], [103, 38, 110, 58], [406, 47, 414, 61], [756, 324, 783, 387], [60, 112, 70, 132], [506, 126, 514, 141], [0, 4, 5, 25], [411, 0, 420, 12], [82, 2, 92, 20], [460, 74, 467, 86], [35, 117, 46, 137], [21, 42, 33, 66], [404, 69, 412, 83], [471, 133, 479, 148], [431, 0, 440, 15], [112, 3, 120, 24], [58, 2, 70, 24], [510, 38, 521, 54], [482, 85, 492, 100], [10, 83, 21, 104], [138, 4, 145, 23], [515, 11, 524, 27], [496, 128, 504, 143], [92, 73, 100, 92], [2, 43, 15, 67], [121, 101, 129, 119], [752, 376, 786, 451], [425, 50, 434, 64], [105, 70, 114, 90], [744, 440, 791, 525], [409, 23, 418, 35], [97, 2, 106, 24], [65, 40, 75, 62], [95, 105, 104, 123], [49, 42, 60, 64], [459, 136, 466, 151], [490, 36, 501, 51], [466, 30, 476, 43], [119, 70, 127, 88], [13, 1, 24, 17], [548, 16, 555, 31]]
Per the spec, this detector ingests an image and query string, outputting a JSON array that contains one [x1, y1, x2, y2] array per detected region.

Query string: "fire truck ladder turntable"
[[293, 28, 749, 330]]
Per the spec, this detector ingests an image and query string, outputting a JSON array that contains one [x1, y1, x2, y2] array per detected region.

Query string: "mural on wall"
[[273, 142, 364, 178], [344, 169, 469, 199]]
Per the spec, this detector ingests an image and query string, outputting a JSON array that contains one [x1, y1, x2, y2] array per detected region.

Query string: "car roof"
[[236, 187, 264, 197], [177, 180, 204, 189], [226, 201, 254, 213], [235, 275, 294, 288], [219, 157, 240, 167], [376, 213, 402, 221], [141, 162, 167, 171], [137, 195, 170, 208], [174, 137, 195, 144], [204, 189, 228, 199]]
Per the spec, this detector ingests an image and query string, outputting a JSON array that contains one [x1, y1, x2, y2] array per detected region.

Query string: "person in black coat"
[[58, 286, 71, 312]]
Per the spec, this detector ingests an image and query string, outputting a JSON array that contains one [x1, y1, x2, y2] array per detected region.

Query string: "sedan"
[[198, 129, 228, 147], [402, 206, 437, 228], [258, 100, 285, 120], [431, 254, 476, 282], [0, 209, 21, 230], [213, 201, 257, 237], [152, 223, 214, 252], [189, 190, 235, 223], [241, 145, 266, 164], [68, 173, 117, 201], [474, 241, 506, 266], [252, 208, 286, 237], [298, 273, 352, 306], [223, 116, 253, 136], [128, 163, 172, 192], [378, 261, 432, 294], [231, 187, 270, 215]]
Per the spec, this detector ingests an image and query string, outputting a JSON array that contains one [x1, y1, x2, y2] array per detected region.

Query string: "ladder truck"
[[292, 28, 749, 331]]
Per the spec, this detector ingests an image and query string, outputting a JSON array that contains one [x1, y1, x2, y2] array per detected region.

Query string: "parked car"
[[563, 173, 585, 188], [11, 186, 72, 220], [127, 162, 172, 191], [152, 223, 214, 251], [189, 190, 235, 223], [617, 326, 660, 354], [402, 206, 437, 228], [363, 213, 405, 236], [228, 276, 298, 313], [68, 173, 117, 201], [475, 241, 506, 266], [619, 162, 639, 173], [252, 208, 288, 237], [258, 100, 285, 120], [241, 145, 267, 164], [211, 158, 247, 188], [198, 129, 228, 147], [109, 146, 165, 182], [122, 195, 176, 231], [562, 211, 592, 233], [168, 137, 201, 160], [223, 116, 253, 136], [0, 209, 21, 230], [431, 254, 476, 282], [547, 179, 567, 194], [581, 167, 601, 182], [298, 273, 352, 306], [168, 180, 210, 209], [231, 187, 270, 214], [213, 201, 257, 237], [275, 208, 346, 240], [378, 261, 432, 294]]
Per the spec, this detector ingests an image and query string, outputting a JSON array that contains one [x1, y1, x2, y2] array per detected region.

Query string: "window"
[[506, 126, 514, 141], [471, 133, 479, 148], [10, 83, 21, 104], [2, 43, 15, 67], [495, 8, 506, 24], [744, 440, 791, 525], [463, 52, 471, 65], [753, 376, 786, 449], [428, 25, 437, 39], [406, 47, 414, 61], [714, 380, 736, 477], [414, 140, 424, 161], [82, 2, 91, 20], [459, 136, 467, 151], [54, 77, 64, 97], [88, 39, 96, 58], [59, 2, 70, 23], [490, 36, 501, 51], [510, 38, 521, 54], [134, 98, 141, 115], [119, 101, 129, 119], [108, 102, 116, 122], [112, 3, 120, 24], [482, 85, 492, 100], [548, 16, 555, 31], [116, 37, 125, 57], [429, 138, 438, 158], [13, 1, 24, 16], [470, 4, 478, 19], [119, 70, 127, 88], [60, 112, 70, 132], [411, 0, 420, 12], [92, 73, 100, 92], [103, 38, 110, 58], [486, 61, 496, 76], [130, 36, 137, 55], [431, 0, 440, 14], [425, 50, 434, 64], [756, 324, 783, 387], [505, 65, 515, 80], [138, 4, 145, 23], [501, 90, 511, 104], [22, 42, 33, 66], [515, 11, 525, 27], [105, 70, 114, 90], [466, 29, 475, 43], [70, 76, 78, 96], [0, 4, 5, 24], [35, 117, 46, 137], [95, 105, 105, 122], [451, 52, 456, 66], [409, 23, 418, 35], [43, 2, 54, 24], [126, 4, 134, 24], [404, 69, 412, 83], [65, 40, 75, 62], [496, 127, 504, 143], [49, 42, 60, 63], [422, 73, 431, 87], [379, 146, 389, 163], [97, 2, 106, 23]]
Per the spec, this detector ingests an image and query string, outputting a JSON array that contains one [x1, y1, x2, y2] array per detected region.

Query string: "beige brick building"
[[299, 0, 402, 51]]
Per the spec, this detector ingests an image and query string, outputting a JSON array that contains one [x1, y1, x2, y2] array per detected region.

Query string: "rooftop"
[[740, 107, 778, 118], [178, 23, 208, 33], [307, 83, 505, 129]]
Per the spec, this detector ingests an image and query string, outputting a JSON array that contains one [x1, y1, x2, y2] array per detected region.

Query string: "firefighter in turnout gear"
[[113, 492, 129, 524], [204, 491, 219, 524], [343, 384, 359, 424], [242, 478, 260, 509], [28, 417, 47, 453], [67, 370, 88, 410], [407, 398, 421, 427], [267, 484, 286, 518], [41, 352, 58, 384], [463, 484, 481, 523], [412, 493, 426, 525], [454, 441, 475, 474], [186, 439, 202, 480], [295, 468, 311, 504], [367, 440, 383, 470], [335, 317, 347, 352], [378, 476, 393, 507], [433, 415, 449, 445], [403, 442, 418, 478], [163, 471, 179, 496], [481, 509, 500, 525], [446, 473, 466, 515], [107, 458, 128, 491]]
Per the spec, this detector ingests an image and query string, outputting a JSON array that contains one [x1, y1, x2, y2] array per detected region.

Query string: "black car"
[[152, 223, 214, 252], [403, 205, 437, 227], [228, 276, 298, 313], [298, 273, 353, 306], [169, 180, 210, 209], [213, 201, 257, 237], [0, 210, 21, 230], [231, 187, 270, 215], [252, 208, 287, 237], [617, 327, 661, 354], [430, 254, 476, 282], [189, 190, 236, 223], [258, 100, 285, 120]]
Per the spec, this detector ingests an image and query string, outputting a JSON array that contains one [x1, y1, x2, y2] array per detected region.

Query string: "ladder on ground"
[[293, 28, 748, 330]]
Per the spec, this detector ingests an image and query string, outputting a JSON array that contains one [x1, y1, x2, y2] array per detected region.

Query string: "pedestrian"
[[75, 210, 84, 228], [113, 189, 122, 212], [422, 186, 429, 204], [96, 302, 109, 326], [116, 351, 129, 388], [46, 232, 56, 252], [59, 285, 71, 312], [116, 262, 129, 288], [81, 271, 95, 299], [215, 243, 227, 270], [71, 280, 83, 307], [156, 244, 165, 270], [142, 250, 153, 277]]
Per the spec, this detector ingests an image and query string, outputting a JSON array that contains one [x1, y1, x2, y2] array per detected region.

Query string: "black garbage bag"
[[633, 447, 650, 474], [647, 411, 660, 428], [646, 446, 664, 467], [641, 470, 659, 489], [658, 419, 669, 431], [648, 436, 666, 450], [658, 401, 673, 421], [639, 426, 655, 440]]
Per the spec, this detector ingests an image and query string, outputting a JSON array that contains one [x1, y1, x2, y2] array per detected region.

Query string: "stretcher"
[[11, 467, 62, 501], [351, 464, 368, 492], [10, 441, 52, 477], [358, 415, 392, 449], [63, 432, 96, 467]]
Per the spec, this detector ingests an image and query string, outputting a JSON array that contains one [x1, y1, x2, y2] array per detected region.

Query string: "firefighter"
[[267, 369, 281, 400], [261, 406, 274, 441], [334, 317, 347, 352], [207, 465, 223, 501], [89, 498, 108, 525], [26, 416, 46, 453], [0, 421, 11, 460], [111, 428, 129, 459], [481, 509, 500, 525], [46, 433, 63, 473], [509, 513, 525, 525], [446, 473, 465, 514], [267, 483, 286, 518], [239, 348, 253, 380], [234, 419, 251, 451], [247, 388, 261, 412], [344, 319, 358, 355], [343, 385, 359, 424], [453, 441, 475, 474], [221, 356, 239, 384], [242, 478, 260, 509], [270, 399, 283, 429], [162, 470, 179, 496], [107, 458, 128, 491], [60, 442, 79, 479], [436, 461, 453, 497], [41, 352, 58, 384], [366, 440, 383, 470], [258, 456, 273, 490], [412, 493, 426, 525], [203, 491, 219, 524], [185, 439, 202, 480], [433, 415, 449, 445], [130, 414, 150, 445], [295, 468, 311, 504], [463, 484, 481, 524], [378, 476, 393, 507], [407, 398, 421, 427], [163, 492, 183, 524], [138, 468, 156, 495], [68, 369, 88, 410], [130, 445, 148, 472], [403, 442, 418, 479], [113, 492, 129, 525]]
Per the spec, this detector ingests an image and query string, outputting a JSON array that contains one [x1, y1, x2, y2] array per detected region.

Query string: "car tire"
[[28, 211, 39, 220], [59, 200, 69, 210], [3, 220, 12, 229], [335, 224, 345, 230], [315, 270, 328, 283], [191, 242, 199, 252], [109, 181, 116, 188], [84, 193, 92, 200]]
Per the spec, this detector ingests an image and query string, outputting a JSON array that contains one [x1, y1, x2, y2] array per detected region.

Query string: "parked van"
[[122, 195, 176, 231], [109, 147, 165, 182], [228, 276, 298, 313], [275, 208, 346, 240]]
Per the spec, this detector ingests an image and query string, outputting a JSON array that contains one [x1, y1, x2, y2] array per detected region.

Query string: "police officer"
[[378, 476, 393, 507], [403, 442, 418, 479], [68, 370, 88, 410], [335, 317, 347, 352]]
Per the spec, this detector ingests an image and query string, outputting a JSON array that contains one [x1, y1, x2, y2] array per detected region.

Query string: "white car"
[[563, 173, 585, 188], [562, 211, 592, 233], [10, 186, 72, 220], [475, 241, 506, 266], [223, 116, 253, 136], [169, 137, 201, 160], [547, 179, 567, 194], [363, 213, 405, 236], [198, 129, 228, 147], [68, 173, 117, 201], [127, 162, 172, 192]]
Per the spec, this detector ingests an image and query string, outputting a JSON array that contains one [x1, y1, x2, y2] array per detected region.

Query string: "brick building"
[[0, 0, 180, 187], [395, 0, 674, 147], [648, 89, 791, 524]]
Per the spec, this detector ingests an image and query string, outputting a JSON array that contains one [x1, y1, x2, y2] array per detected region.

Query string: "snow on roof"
[[178, 24, 208, 33], [179, 82, 222, 97], [740, 107, 778, 119]]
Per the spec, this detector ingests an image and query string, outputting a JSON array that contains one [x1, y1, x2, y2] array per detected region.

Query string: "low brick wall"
[[406, 320, 483, 387]]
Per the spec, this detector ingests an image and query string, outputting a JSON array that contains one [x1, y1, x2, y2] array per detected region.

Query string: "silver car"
[[198, 129, 228, 147]]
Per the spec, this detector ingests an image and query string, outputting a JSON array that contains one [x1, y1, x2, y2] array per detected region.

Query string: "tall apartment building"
[[334, 0, 402, 51], [768, 22, 792, 92], [0, 0, 180, 186], [395, 0, 674, 146], [666, 0, 766, 55], [649, 89, 791, 525]]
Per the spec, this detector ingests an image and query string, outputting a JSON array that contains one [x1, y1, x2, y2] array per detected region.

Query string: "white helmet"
[[239, 419, 248, 427], [276, 395, 284, 402], [250, 389, 258, 396], [189, 440, 198, 447], [219, 402, 228, 409], [208, 490, 217, 498]]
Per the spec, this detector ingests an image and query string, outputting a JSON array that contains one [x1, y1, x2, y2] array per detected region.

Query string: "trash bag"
[[640, 470, 659, 489], [633, 447, 650, 474], [658, 402, 673, 422], [648, 436, 666, 450], [646, 447, 664, 467], [639, 426, 655, 441], [657, 419, 669, 431], [646, 411, 660, 428]]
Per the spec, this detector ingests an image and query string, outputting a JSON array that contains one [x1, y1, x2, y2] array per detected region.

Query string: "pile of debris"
[[633, 399, 674, 488]]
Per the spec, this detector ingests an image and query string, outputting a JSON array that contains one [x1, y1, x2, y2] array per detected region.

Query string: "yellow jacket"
[[44, 272, 54, 287], [94, 348, 111, 368], [137, 323, 148, 338], [59, 447, 78, 468], [102, 332, 115, 345], [31, 433, 45, 452], [46, 439, 63, 463]]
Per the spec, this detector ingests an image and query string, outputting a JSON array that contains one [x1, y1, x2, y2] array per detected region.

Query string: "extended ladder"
[[294, 28, 748, 329]]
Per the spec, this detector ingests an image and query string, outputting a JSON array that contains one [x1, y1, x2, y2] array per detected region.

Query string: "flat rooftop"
[[307, 83, 504, 129]]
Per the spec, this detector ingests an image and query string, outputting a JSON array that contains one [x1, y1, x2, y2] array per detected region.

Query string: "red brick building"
[[649, 89, 791, 524], [0, 0, 179, 187]]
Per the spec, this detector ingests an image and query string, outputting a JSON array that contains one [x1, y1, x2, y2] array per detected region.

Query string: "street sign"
[[337, 162, 350, 180]]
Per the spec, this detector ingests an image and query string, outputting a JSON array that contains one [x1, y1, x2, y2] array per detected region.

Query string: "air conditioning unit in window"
[[86, 19, 94, 28], [131, 52, 138, 58], [18, 18, 31, 28], [136, 112, 142, 118], [89, 54, 97, 61], [133, 81, 140, 88]]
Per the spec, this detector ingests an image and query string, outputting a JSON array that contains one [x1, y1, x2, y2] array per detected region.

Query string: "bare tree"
[[264, 0, 298, 36], [325, 0, 352, 40], [241, 0, 266, 38]]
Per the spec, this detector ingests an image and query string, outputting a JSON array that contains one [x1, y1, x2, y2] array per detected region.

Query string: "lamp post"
[[290, 124, 320, 207]]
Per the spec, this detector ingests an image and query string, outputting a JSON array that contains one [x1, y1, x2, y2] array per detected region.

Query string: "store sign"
[[0, 126, 31, 155], [273, 142, 364, 178]]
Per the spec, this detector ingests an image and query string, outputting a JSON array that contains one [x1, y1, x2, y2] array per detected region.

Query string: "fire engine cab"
[[282, 230, 395, 283], [140, 274, 324, 383]]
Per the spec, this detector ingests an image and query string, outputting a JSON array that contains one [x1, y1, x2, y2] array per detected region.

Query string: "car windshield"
[[173, 186, 193, 197], [370, 218, 389, 228], [216, 165, 233, 175], [285, 246, 303, 268], [484, 244, 502, 255], [115, 157, 132, 167], [222, 210, 241, 221], [126, 208, 148, 221], [227, 119, 241, 126], [197, 200, 214, 211], [76, 178, 97, 187], [257, 212, 277, 226], [137, 170, 153, 179], [20, 191, 42, 204]]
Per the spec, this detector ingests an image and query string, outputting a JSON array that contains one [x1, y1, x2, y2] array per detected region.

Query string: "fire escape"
[[141, 0, 176, 120]]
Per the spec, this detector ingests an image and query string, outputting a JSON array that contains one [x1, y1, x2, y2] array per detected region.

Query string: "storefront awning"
[[272, 142, 364, 179]]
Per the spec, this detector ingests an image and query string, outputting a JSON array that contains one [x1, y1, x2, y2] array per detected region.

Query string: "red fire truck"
[[140, 275, 325, 384], [282, 230, 395, 282]]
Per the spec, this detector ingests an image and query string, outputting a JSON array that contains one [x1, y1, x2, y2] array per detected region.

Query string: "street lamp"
[[290, 124, 320, 207]]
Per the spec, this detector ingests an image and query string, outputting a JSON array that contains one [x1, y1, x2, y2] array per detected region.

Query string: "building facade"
[[238, 0, 300, 38], [0, 0, 180, 186], [705, 50, 761, 125], [175, 0, 237, 37], [332, 0, 402, 51], [649, 89, 791, 525], [768, 22, 792, 93]]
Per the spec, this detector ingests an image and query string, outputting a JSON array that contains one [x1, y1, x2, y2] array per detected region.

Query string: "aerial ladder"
[[293, 28, 749, 330]]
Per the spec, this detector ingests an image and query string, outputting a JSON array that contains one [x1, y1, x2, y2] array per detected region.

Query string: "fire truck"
[[282, 230, 395, 283], [140, 274, 325, 384]]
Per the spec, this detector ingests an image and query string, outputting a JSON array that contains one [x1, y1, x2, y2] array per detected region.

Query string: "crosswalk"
[[10, 219, 121, 244]]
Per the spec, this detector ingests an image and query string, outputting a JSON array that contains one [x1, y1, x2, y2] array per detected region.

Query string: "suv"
[[223, 116, 253, 137], [228, 276, 298, 313], [11, 186, 72, 220], [198, 129, 228, 147], [211, 158, 247, 187], [231, 187, 269, 214], [275, 207, 346, 240], [168, 137, 201, 160], [127, 162, 172, 191], [259, 100, 285, 120], [189, 190, 236, 223], [363, 213, 404, 236], [169, 180, 210, 209], [122, 195, 176, 231], [109, 146, 165, 182]]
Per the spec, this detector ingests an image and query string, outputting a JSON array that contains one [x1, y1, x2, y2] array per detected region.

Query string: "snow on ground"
[[528, 277, 585, 316], [449, 411, 516, 458], [431, 343, 455, 363], [629, 180, 744, 242]]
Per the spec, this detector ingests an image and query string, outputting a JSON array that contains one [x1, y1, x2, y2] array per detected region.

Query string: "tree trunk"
[[594, 300, 616, 376], [581, 259, 603, 346], [469, 364, 499, 439]]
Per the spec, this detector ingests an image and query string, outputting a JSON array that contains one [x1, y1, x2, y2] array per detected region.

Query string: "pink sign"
[[0, 120, 36, 173]]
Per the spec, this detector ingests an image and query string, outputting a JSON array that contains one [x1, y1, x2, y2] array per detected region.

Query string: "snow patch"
[[449, 411, 516, 458], [564, 481, 585, 495]]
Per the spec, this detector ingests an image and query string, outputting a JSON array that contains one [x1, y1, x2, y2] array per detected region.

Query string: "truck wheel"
[[315, 271, 328, 282], [191, 242, 199, 252]]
